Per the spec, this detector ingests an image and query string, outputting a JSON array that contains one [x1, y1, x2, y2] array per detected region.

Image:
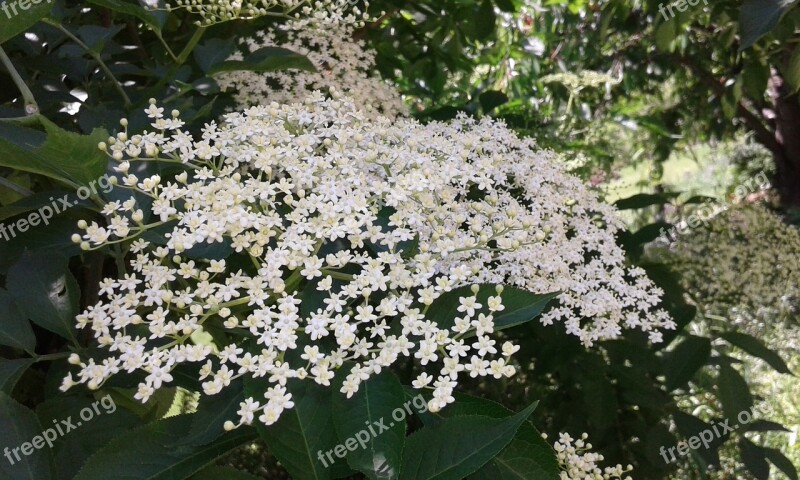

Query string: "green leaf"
[[655, 21, 678, 52], [494, 0, 516, 13], [0, 0, 55, 44], [182, 380, 245, 446], [743, 419, 790, 432], [332, 369, 406, 480], [0, 358, 35, 394], [35, 395, 143, 480], [7, 252, 79, 343], [105, 386, 179, 421], [190, 466, 263, 480], [426, 285, 558, 339], [73, 414, 256, 480], [764, 447, 799, 480], [743, 60, 771, 98], [468, 436, 558, 480], [478, 91, 508, 113], [399, 403, 538, 480], [244, 378, 336, 480], [0, 290, 36, 353], [662, 335, 711, 391], [739, 0, 798, 49], [194, 38, 236, 73], [77, 24, 124, 53], [0, 117, 109, 187], [672, 411, 724, 467], [0, 391, 53, 480], [368, 206, 419, 258], [0, 190, 80, 222], [473, 0, 497, 41], [421, 393, 558, 480], [657, 304, 697, 348], [613, 192, 679, 210], [738, 438, 770, 480], [717, 364, 753, 421], [85, 0, 163, 32], [209, 47, 315, 75], [719, 331, 792, 374], [785, 45, 800, 92]]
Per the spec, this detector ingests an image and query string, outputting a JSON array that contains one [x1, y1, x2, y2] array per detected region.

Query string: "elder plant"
[[62, 91, 674, 433]]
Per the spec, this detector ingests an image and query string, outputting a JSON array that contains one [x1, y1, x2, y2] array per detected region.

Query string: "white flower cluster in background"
[[166, 0, 372, 26], [217, 23, 407, 119], [547, 432, 633, 480], [665, 204, 800, 331], [62, 93, 672, 428]]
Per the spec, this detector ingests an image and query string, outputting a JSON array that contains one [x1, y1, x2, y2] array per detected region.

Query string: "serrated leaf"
[[332, 369, 406, 480], [0, 0, 55, 44], [478, 91, 508, 113], [0, 392, 53, 480], [182, 380, 244, 446], [0, 358, 35, 394], [7, 252, 79, 343], [244, 378, 336, 480], [718, 364, 753, 421], [743, 419, 790, 432], [426, 285, 558, 339], [739, 0, 798, 49], [662, 335, 710, 391], [86, 0, 163, 32], [420, 393, 558, 480], [73, 414, 256, 480], [209, 47, 315, 75], [613, 192, 679, 210], [672, 411, 724, 467], [0, 117, 109, 187], [190, 466, 263, 480], [399, 403, 537, 480], [35, 395, 143, 480], [719, 331, 791, 374], [739, 438, 770, 480], [194, 38, 236, 73], [0, 290, 36, 353], [765, 447, 799, 480]]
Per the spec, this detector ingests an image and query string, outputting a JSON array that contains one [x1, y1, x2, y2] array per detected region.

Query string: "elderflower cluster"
[[217, 23, 406, 119], [665, 204, 800, 330], [63, 93, 672, 428], [548, 432, 633, 480], [166, 0, 371, 26]]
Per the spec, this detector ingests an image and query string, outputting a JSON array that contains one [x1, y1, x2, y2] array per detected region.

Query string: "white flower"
[[549, 432, 633, 479], [65, 95, 673, 428], [217, 22, 406, 120]]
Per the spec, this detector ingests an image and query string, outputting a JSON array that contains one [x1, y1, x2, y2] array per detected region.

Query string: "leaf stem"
[[34, 352, 72, 363], [142, 26, 206, 105], [43, 18, 132, 108], [0, 46, 38, 115], [155, 31, 178, 62], [0, 176, 34, 197]]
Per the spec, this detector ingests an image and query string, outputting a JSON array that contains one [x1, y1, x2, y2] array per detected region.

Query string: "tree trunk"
[[767, 68, 800, 207]]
